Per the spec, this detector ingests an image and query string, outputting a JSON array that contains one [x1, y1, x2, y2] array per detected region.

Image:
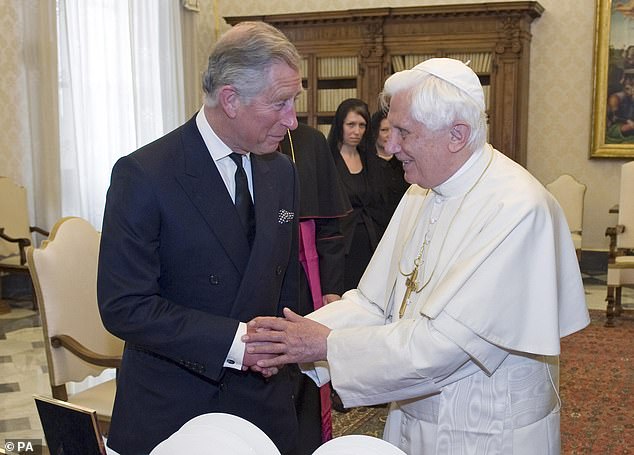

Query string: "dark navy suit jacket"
[[97, 116, 300, 455]]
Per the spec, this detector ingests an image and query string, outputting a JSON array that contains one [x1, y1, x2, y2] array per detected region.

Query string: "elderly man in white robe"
[[244, 58, 590, 455]]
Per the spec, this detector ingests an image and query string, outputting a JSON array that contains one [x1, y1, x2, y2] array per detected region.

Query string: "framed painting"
[[591, 0, 634, 158]]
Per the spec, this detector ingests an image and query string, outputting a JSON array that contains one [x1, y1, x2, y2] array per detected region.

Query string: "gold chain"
[[287, 129, 296, 163], [398, 147, 494, 318]]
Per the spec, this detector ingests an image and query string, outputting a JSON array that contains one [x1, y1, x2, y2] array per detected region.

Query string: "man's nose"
[[281, 106, 298, 130]]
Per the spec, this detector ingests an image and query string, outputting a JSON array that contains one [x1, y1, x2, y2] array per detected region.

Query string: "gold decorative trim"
[[590, 0, 634, 158]]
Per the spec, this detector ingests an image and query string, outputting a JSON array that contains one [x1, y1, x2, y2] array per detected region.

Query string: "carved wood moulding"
[[225, 2, 544, 166], [226, 3, 544, 59]]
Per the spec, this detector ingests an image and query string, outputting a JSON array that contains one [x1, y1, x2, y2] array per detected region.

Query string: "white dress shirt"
[[195, 107, 252, 370]]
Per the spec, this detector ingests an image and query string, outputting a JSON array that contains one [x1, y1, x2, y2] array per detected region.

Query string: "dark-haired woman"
[[327, 98, 387, 293]]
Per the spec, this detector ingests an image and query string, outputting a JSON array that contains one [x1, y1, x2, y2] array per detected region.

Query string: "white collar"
[[195, 107, 251, 163], [433, 145, 492, 198]]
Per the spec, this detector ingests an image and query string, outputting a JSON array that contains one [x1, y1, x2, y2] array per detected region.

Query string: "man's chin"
[[252, 141, 283, 155], [402, 166, 417, 186]]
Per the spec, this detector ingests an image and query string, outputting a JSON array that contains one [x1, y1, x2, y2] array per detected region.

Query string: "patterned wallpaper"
[[0, 1, 31, 190], [0, 0, 622, 250]]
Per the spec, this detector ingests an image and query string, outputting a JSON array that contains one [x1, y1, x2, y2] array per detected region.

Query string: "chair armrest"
[[29, 225, 50, 237], [0, 227, 31, 265], [51, 334, 122, 369]]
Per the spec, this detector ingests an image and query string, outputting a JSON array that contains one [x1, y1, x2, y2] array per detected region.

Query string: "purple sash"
[[299, 219, 333, 442]]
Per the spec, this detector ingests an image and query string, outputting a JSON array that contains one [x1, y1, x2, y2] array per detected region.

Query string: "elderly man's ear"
[[448, 123, 470, 152], [218, 85, 240, 119]]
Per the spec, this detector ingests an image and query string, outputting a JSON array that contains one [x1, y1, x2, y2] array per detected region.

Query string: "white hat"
[[313, 435, 406, 455], [413, 58, 485, 111], [150, 413, 281, 455]]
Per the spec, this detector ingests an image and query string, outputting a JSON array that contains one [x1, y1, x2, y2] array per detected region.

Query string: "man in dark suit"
[[97, 21, 303, 455]]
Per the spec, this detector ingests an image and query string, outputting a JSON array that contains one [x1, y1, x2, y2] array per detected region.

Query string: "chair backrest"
[[26, 217, 124, 386], [0, 177, 32, 262], [617, 161, 634, 249], [546, 174, 586, 233]]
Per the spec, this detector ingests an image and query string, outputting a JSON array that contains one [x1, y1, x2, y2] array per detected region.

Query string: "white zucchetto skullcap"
[[149, 413, 281, 455], [413, 58, 485, 111], [313, 435, 407, 455]]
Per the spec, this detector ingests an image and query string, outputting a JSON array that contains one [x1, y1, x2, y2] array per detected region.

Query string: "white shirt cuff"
[[224, 322, 247, 370], [300, 360, 331, 387]]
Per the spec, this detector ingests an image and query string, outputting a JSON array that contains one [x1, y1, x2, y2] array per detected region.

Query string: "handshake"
[[241, 307, 332, 377]]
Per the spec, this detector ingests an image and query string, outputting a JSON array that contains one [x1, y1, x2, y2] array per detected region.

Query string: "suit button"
[[275, 266, 283, 275], [209, 274, 220, 285]]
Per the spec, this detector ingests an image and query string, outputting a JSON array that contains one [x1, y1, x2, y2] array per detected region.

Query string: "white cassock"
[[302, 145, 590, 455]]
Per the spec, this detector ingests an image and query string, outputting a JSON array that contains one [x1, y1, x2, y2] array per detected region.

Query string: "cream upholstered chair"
[[0, 177, 48, 311], [546, 174, 586, 261], [26, 216, 123, 432], [605, 161, 634, 327]]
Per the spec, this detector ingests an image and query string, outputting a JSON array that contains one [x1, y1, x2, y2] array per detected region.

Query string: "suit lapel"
[[175, 117, 250, 273]]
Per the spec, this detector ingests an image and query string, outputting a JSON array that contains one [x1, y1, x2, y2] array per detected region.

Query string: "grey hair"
[[202, 21, 301, 107], [379, 68, 487, 151]]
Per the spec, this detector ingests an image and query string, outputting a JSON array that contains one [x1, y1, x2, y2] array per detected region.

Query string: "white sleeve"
[[324, 313, 509, 408], [299, 288, 387, 386], [224, 322, 247, 370]]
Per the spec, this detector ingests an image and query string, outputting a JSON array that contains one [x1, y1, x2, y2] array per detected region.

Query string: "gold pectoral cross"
[[399, 264, 419, 318]]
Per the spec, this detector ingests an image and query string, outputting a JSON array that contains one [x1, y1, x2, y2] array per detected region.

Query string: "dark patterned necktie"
[[229, 152, 255, 246]]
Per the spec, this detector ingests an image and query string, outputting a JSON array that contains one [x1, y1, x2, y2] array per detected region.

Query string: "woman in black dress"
[[327, 98, 387, 292], [370, 109, 409, 225]]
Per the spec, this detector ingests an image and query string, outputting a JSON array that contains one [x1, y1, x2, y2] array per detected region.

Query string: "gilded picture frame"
[[591, 0, 634, 158]]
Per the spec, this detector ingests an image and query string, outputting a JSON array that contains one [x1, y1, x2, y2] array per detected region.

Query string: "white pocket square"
[[278, 209, 294, 224]]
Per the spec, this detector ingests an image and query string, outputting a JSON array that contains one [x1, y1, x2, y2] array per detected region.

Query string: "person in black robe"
[[278, 122, 351, 454]]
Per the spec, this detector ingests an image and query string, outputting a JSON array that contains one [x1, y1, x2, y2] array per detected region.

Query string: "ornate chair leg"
[[30, 280, 37, 311], [0, 276, 10, 314], [605, 285, 617, 327], [615, 286, 623, 316]]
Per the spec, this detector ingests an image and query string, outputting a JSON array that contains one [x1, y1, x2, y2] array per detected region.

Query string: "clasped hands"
[[241, 307, 331, 378]]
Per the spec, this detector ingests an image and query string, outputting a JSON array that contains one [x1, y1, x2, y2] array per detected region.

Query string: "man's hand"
[[242, 307, 331, 368], [242, 323, 280, 378], [322, 294, 340, 306]]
